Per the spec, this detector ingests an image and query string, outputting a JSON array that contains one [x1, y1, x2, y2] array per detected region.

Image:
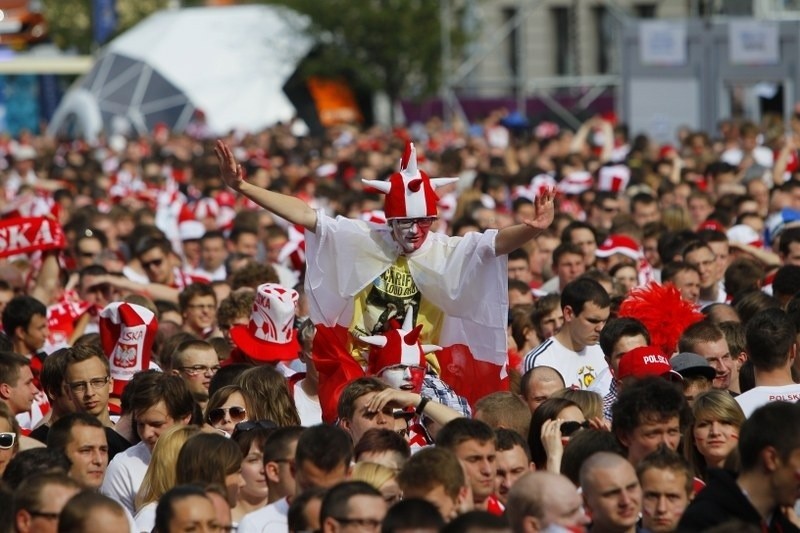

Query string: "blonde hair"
[[551, 388, 603, 420], [135, 424, 201, 510], [351, 462, 397, 491], [685, 389, 745, 481]]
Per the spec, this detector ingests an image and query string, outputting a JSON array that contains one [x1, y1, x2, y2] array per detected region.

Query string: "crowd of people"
[[1, 109, 800, 532]]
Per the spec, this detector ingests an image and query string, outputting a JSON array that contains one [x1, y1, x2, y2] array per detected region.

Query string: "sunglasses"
[[141, 257, 164, 270], [232, 420, 277, 438], [0, 432, 16, 449], [393, 218, 435, 230], [208, 406, 247, 426]]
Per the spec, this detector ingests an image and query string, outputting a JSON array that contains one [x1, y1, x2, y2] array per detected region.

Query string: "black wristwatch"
[[415, 396, 431, 415]]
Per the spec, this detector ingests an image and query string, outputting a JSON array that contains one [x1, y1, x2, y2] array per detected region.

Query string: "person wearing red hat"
[[216, 140, 555, 407], [595, 234, 642, 273]]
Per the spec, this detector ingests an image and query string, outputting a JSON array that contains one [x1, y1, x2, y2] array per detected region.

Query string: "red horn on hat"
[[403, 324, 423, 346]]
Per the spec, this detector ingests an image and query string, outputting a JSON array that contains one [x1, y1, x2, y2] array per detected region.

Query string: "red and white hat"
[[727, 224, 763, 249], [596, 234, 642, 260], [617, 346, 682, 382], [230, 283, 301, 362], [99, 302, 158, 396], [557, 171, 593, 196], [362, 141, 457, 220], [360, 311, 441, 376], [597, 165, 631, 193]]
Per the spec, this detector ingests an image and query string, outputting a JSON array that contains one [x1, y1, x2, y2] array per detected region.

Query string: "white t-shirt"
[[736, 384, 800, 418], [134, 501, 157, 533], [101, 441, 152, 514], [293, 380, 322, 427], [238, 497, 289, 533], [523, 337, 611, 396]]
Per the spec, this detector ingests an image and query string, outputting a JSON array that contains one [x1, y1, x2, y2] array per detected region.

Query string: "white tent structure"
[[48, 5, 312, 140]]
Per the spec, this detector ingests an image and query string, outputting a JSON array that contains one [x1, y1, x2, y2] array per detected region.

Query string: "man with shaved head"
[[520, 366, 565, 414], [580, 452, 642, 533], [506, 471, 588, 532]]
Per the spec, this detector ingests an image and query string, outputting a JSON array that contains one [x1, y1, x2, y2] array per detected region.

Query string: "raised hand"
[[523, 187, 556, 230], [215, 139, 245, 192]]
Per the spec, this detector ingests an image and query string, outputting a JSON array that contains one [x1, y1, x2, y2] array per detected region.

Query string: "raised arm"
[[215, 140, 317, 232], [494, 188, 555, 256]]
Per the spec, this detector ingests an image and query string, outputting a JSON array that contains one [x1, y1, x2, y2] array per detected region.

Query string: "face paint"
[[380, 364, 426, 393], [390, 218, 434, 253]]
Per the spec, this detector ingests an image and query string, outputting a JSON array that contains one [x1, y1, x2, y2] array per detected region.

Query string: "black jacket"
[[678, 469, 800, 532]]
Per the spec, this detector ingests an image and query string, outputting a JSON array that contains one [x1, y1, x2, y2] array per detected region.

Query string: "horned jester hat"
[[363, 142, 458, 220]]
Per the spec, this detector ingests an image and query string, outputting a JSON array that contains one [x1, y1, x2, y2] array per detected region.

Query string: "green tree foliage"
[[42, 0, 173, 52], [265, 0, 466, 103]]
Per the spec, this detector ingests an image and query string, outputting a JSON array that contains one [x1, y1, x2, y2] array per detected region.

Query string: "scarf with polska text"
[[0, 216, 65, 258]]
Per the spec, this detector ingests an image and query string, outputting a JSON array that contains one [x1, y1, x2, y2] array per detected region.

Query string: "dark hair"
[[661, 261, 701, 285], [178, 283, 216, 313], [631, 192, 657, 212], [612, 377, 688, 445], [58, 491, 126, 533], [319, 481, 381, 525], [397, 447, 465, 500], [209, 363, 252, 398], [436, 418, 496, 451], [745, 309, 797, 371], [176, 433, 243, 492], [154, 485, 209, 533], [440, 511, 509, 533], [338, 377, 387, 421], [772, 265, 800, 300], [1, 448, 71, 489], [780, 227, 800, 256], [295, 424, 353, 472], [1, 295, 46, 337], [724, 258, 764, 301], [507, 248, 530, 263], [262, 426, 305, 463], [354, 428, 411, 463], [599, 317, 650, 359], [40, 347, 71, 400], [528, 397, 581, 470], [560, 429, 624, 486], [133, 235, 172, 259], [551, 242, 584, 268], [0, 351, 29, 388], [288, 487, 328, 532], [561, 221, 598, 244], [47, 412, 104, 452], [128, 370, 194, 421], [734, 291, 781, 325], [496, 428, 531, 460], [13, 472, 80, 517], [678, 320, 724, 354], [381, 498, 445, 533], [560, 278, 610, 316], [739, 402, 800, 472], [636, 447, 693, 495]]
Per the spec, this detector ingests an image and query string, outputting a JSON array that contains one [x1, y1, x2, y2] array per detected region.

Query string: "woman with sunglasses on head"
[[528, 396, 590, 473], [0, 402, 20, 477], [134, 424, 201, 532], [685, 389, 745, 482], [231, 421, 277, 522], [205, 385, 251, 437]]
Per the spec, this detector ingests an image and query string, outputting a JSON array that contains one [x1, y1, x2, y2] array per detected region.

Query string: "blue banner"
[[93, 0, 117, 45]]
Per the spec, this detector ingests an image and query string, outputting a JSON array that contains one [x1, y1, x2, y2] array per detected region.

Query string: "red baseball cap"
[[617, 346, 682, 382]]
